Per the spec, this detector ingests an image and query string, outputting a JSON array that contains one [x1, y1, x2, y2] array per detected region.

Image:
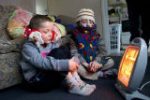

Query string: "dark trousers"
[[23, 44, 71, 92], [126, 0, 150, 47], [23, 71, 65, 92]]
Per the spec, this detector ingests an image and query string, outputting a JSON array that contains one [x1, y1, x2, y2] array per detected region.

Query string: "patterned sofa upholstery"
[[0, 5, 27, 89]]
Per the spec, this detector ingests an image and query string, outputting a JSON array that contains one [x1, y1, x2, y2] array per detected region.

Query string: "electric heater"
[[115, 38, 150, 100]]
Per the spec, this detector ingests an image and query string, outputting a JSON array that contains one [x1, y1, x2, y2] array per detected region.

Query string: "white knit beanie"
[[76, 8, 95, 23]]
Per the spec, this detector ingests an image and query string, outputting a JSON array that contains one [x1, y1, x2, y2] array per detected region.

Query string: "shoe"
[[68, 83, 96, 96], [102, 68, 118, 79], [73, 72, 96, 90], [66, 72, 96, 96]]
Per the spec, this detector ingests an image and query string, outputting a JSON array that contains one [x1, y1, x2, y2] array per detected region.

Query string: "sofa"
[[0, 5, 71, 90], [0, 4, 32, 90]]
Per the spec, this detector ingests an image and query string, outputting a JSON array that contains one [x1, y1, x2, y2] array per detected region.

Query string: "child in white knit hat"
[[71, 8, 117, 80]]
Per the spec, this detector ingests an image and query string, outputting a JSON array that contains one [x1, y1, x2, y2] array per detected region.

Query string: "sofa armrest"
[[0, 37, 25, 53]]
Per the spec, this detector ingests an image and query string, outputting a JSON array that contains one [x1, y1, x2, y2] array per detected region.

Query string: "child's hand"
[[68, 57, 79, 72], [88, 61, 102, 72]]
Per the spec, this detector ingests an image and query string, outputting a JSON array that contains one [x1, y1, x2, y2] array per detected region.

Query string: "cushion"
[[55, 23, 66, 37], [7, 8, 33, 39], [48, 15, 67, 37], [0, 5, 17, 41]]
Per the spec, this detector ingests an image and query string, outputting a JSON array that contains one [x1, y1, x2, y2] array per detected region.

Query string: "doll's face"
[[80, 19, 94, 28], [38, 21, 60, 43]]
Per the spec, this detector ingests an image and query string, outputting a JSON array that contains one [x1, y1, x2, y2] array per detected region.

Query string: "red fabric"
[[23, 27, 39, 38], [51, 31, 56, 41]]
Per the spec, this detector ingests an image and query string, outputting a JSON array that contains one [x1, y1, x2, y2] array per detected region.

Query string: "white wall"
[[0, 0, 103, 33], [0, 0, 35, 13], [35, 0, 48, 15], [48, 0, 102, 34], [0, 0, 103, 34]]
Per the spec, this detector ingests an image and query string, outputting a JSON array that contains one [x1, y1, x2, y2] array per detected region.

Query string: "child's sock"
[[65, 72, 79, 87], [97, 71, 104, 77], [103, 68, 118, 78], [65, 72, 96, 96], [98, 69, 118, 78], [73, 72, 96, 90]]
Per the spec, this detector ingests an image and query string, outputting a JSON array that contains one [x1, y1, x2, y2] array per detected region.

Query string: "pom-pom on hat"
[[76, 8, 95, 23]]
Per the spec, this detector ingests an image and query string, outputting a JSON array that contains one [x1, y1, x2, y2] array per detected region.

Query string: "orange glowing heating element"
[[118, 46, 139, 87]]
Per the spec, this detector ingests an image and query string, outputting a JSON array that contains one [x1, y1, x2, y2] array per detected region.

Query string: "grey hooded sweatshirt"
[[20, 40, 69, 81]]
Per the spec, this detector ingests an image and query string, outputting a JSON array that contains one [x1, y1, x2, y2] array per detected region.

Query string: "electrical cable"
[[139, 80, 150, 91]]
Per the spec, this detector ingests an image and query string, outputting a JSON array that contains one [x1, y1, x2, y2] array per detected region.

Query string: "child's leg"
[[97, 56, 117, 78], [78, 64, 100, 80], [100, 56, 114, 71]]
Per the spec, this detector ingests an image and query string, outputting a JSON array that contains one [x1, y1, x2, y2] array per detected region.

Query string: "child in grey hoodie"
[[20, 15, 96, 96]]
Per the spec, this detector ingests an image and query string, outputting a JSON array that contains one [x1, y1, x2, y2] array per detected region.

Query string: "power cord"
[[139, 80, 150, 91]]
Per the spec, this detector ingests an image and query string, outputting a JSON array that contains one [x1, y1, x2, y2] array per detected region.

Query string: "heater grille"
[[118, 46, 139, 87]]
